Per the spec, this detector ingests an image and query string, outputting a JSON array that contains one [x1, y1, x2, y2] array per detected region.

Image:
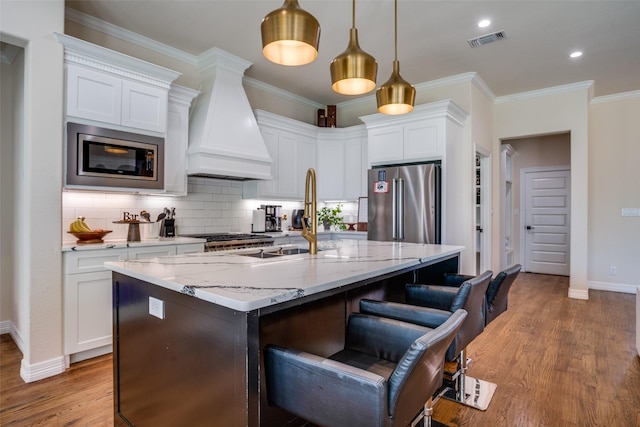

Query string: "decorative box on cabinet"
[[56, 33, 180, 134], [63, 242, 203, 363], [360, 100, 467, 166]]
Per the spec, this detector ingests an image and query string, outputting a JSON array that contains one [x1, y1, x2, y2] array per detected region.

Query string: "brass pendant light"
[[376, 0, 415, 115], [261, 0, 321, 66], [330, 0, 377, 95]]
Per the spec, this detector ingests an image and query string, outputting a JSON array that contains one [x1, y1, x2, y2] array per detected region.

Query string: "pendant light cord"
[[352, 0, 356, 29], [394, 0, 398, 61]]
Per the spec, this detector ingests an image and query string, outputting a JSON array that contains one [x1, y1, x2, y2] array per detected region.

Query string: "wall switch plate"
[[149, 296, 165, 319], [610, 266, 617, 276], [621, 208, 640, 217]]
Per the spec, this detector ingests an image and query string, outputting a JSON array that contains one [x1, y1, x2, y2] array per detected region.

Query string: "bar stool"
[[264, 310, 467, 427], [360, 270, 495, 410]]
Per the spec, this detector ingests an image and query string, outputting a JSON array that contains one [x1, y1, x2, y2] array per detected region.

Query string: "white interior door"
[[522, 168, 571, 275]]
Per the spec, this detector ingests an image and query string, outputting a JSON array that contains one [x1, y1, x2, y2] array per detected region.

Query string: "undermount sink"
[[238, 247, 320, 258], [240, 251, 284, 259]]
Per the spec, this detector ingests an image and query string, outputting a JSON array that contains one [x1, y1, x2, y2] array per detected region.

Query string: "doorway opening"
[[500, 132, 571, 275], [475, 147, 490, 275]]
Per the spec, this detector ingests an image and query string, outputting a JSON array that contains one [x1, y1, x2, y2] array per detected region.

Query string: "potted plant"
[[317, 204, 347, 231]]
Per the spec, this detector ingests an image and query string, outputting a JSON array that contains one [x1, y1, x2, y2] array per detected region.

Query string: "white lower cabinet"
[[63, 243, 203, 362], [64, 270, 114, 358]]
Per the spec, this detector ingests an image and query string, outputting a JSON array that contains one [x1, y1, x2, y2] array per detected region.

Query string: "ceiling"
[[65, 1, 640, 105]]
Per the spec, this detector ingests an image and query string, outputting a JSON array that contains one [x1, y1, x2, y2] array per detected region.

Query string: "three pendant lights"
[[260, 0, 415, 115]]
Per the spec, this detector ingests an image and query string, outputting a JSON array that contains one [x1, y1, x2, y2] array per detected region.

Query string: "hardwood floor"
[[1, 273, 638, 426]]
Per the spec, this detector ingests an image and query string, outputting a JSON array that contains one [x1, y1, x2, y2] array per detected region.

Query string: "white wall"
[[588, 95, 640, 293], [493, 85, 591, 299], [0, 0, 66, 381]]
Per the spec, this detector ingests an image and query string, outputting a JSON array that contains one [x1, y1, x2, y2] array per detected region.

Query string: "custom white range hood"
[[187, 48, 272, 180]]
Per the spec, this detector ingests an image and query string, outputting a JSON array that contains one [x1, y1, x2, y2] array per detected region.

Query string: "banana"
[[69, 217, 92, 232]]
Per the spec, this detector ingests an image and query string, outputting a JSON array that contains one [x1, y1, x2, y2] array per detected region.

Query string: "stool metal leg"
[[441, 348, 497, 411]]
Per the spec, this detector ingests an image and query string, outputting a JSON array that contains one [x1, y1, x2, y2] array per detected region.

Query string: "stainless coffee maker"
[[262, 205, 282, 232]]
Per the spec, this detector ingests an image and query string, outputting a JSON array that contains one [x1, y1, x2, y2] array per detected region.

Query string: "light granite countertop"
[[62, 236, 206, 252], [104, 239, 463, 312]]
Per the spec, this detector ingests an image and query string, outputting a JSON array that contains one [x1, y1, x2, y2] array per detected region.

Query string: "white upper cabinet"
[[317, 126, 367, 201], [120, 80, 168, 132], [360, 100, 468, 166], [244, 111, 368, 201], [66, 64, 122, 125], [243, 110, 317, 200], [56, 33, 180, 134]]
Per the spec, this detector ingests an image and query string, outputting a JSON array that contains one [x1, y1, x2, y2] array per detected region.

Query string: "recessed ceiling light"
[[478, 19, 491, 28], [570, 51, 583, 59]]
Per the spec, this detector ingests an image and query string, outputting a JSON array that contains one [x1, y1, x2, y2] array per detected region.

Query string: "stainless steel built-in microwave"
[[66, 122, 164, 190]]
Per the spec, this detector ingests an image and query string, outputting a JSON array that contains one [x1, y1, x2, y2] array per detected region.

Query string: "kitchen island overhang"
[[107, 239, 464, 426]]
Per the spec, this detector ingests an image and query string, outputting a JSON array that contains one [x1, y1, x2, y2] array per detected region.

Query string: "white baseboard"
[[2, 321, 67, 383], [589, 281, 639, 294], [0, 320, 11, 335], [568, 288, 589, 300], [0, 320, 26, 355], [20, 355, 67, 383]]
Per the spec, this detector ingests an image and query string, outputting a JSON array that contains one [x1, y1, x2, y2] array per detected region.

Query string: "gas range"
[[182, 233, 275, 252]]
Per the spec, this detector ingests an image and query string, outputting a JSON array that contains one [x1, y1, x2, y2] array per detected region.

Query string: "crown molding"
[[65, 7, 198, 65], [590, 90, 640, 104], [495, 81, 594, 104], [359, 99, 468, 128], [243, 76, 325, 110], [54, 32, 181, 88], [337, 72, 496, 110], [169, 84, 200, 106]]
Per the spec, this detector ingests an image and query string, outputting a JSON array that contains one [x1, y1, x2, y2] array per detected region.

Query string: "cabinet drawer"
[[64, 249, 128, 274], [128, 246, 177, 259]]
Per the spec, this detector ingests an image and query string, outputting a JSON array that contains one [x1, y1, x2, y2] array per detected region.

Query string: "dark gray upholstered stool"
[[417, 264, 522, 326], [360, 270, 494, 411], [264, 310, 467, 427]]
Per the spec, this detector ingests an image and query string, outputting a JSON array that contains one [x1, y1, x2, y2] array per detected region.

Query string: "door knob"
[[526, 225, 535, 230]]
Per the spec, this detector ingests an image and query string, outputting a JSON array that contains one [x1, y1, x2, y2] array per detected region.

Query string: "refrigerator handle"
[[398, 178, 405, 240], [392, 179, 398, 240]]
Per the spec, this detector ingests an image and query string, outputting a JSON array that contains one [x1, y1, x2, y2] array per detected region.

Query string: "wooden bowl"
[[67, 230, 113, 243]]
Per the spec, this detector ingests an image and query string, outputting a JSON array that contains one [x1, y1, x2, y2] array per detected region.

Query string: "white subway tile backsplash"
[[61, 178, 364, 242]]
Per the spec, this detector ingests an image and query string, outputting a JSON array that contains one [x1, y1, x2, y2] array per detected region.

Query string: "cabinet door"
[[277, 133, 299, 198], [66, 64, 122, 125], [317, 140, 345, 200], [368, 126, 403, 165], [297, 135, 316, 199], [245, 127, 279, 198], [403, 121, 442, 161], [64, 270, 113, 354], [344, 138, 364, 200], [128, 246, 177, 259], [121, 80, 167, 133], [164, 101, 189, 195]]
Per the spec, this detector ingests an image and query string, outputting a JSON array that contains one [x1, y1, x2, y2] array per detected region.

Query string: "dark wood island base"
[[112, 250, 459, 426]]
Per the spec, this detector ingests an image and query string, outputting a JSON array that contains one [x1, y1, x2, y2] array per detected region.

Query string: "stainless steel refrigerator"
[[367, 163, 441, 244]]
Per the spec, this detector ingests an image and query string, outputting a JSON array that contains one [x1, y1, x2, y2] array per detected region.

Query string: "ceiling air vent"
[[468, 30, 507, 48]]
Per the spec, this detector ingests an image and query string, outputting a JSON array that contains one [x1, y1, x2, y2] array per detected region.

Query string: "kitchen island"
[[105, 239, 463, 426]]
